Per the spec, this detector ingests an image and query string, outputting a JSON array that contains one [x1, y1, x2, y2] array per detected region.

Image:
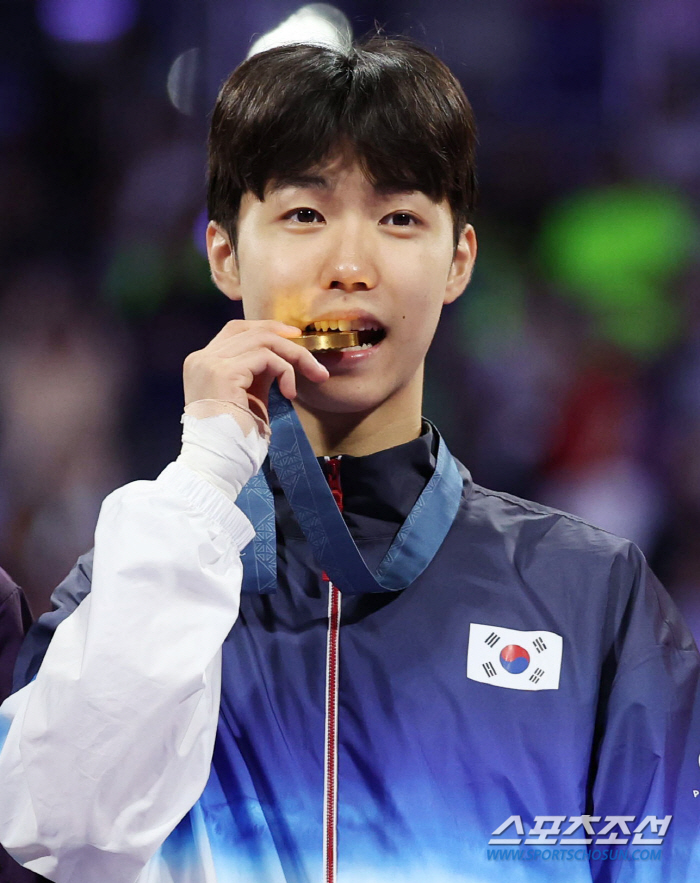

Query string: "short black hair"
[[207, 36, 477, 246]]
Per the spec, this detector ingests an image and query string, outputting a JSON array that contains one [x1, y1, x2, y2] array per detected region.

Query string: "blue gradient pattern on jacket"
[[13, 427, 700, 882]]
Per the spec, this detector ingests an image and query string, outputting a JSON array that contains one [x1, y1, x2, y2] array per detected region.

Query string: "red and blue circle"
[[499, 644, 530, 674]]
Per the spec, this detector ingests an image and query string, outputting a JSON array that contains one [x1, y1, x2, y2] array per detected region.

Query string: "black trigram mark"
[[485, 632, 500, 648], [483, 662, 497, 678], [529, 667, 545, 684], [533, 637, 547, 653]]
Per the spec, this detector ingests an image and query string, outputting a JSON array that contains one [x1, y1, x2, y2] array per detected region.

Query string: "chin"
[[294, 378, 388, 417]]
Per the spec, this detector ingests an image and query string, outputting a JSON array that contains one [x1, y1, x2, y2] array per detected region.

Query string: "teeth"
[[309, 319, 382, 333], [341, 342, 373, 351]]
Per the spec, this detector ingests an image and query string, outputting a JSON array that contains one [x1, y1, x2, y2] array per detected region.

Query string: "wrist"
[[176, 402, 269, 502], [183, 397, 270, 440]]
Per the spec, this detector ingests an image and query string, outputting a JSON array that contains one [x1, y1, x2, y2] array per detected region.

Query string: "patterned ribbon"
[[237, 385, 463, 595]]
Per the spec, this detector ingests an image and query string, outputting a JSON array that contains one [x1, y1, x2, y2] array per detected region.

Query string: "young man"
[[1, 36, 699, 883]]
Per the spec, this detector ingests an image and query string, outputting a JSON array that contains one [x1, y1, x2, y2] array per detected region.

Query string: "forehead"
[[262, 154, 435, 202]]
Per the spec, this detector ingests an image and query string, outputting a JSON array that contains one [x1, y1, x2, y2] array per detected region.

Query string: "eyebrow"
[[267, 175, 422, 199], [373, 183, 421, 197], [267, 174, 330, 193]]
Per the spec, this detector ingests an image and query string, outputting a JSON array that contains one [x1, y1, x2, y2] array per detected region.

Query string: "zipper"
[[323, 457, 343, 883]]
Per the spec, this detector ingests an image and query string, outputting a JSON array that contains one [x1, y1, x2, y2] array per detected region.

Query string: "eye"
[[382, 211, 419, 227], [286, 208, 324, 224]]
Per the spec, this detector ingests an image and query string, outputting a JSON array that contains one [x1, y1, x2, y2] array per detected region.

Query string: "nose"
[[321, 220, 378, 292]]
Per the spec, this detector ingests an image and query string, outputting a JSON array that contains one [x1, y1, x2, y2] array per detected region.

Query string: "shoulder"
[[0, 568, 32, 703], [0, 567, 19, 607], [0, 568, 31, 634], [454, 468, 697, 659], [456, 468, 653, 621], [457, 463, 634, 565]]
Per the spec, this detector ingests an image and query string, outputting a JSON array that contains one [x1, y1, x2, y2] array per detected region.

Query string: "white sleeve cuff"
[[157, 461, 255, 550]]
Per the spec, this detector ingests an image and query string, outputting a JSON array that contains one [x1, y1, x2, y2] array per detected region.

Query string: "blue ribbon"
[[237, 385, 463, 595]]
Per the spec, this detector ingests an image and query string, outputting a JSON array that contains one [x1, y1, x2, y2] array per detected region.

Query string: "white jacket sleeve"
[[0, 416, 263, 883]]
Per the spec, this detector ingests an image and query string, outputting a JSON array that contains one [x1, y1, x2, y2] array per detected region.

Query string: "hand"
[[183, 319, 329, 417]]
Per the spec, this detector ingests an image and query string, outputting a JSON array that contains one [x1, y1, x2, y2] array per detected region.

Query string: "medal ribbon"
[[237, 385, 463, 594]]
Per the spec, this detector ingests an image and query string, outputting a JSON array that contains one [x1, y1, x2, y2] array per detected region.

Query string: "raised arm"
[[0, 320, 327, 883]]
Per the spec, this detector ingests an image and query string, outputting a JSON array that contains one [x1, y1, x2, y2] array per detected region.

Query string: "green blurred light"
[[537, 185, 699, 356]]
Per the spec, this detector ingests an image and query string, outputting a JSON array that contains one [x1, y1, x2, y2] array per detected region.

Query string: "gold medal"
[[294, 331, 360, 352]]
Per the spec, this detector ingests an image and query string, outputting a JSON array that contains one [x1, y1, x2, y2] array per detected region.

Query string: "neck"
[[293, 380, 423, 457]]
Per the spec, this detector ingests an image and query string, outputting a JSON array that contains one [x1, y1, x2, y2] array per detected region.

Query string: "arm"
[[590, 545, 700, 883], [0, 571, 43, 883], [0, 452, 256, 883], [0, 320, 328, 883], [0, 570, 32, 703]]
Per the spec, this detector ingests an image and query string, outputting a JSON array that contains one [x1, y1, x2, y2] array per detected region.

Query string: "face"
[[208, 156, 476, 422]]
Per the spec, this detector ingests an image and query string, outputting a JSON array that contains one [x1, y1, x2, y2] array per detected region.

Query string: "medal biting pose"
[[1, 36, 699, 883]]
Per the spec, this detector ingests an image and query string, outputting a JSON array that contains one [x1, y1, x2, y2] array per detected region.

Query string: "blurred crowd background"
[[1, 0, 700, 636]]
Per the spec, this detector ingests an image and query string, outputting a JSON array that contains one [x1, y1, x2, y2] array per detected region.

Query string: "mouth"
[[301, 318, 386, 351]]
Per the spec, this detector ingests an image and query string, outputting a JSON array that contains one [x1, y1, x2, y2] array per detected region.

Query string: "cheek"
[[392, 300, 442, 363], [401, 284, 447, 330], [398, 241, 453, 294], [239, 261, 313, 325], [238, 268, 274, 321]]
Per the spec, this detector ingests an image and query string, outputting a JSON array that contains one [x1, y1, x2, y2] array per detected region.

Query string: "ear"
[[206, 221, 241, 301], [444, 224, 477, 305]]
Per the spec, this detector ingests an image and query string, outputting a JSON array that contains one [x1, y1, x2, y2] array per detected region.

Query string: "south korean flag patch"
[[467, 623, 563, 691]]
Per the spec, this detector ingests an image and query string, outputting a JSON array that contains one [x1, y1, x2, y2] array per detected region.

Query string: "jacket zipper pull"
[[325, 457, 344, 512]]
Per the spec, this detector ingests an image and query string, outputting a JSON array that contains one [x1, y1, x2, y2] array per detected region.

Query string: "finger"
[[236, 351, 299, 402], [275, 362, 297, 400], [206, 319, 302, 353], [230, 349, 302, 392], [210, 330, 329, 381]]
